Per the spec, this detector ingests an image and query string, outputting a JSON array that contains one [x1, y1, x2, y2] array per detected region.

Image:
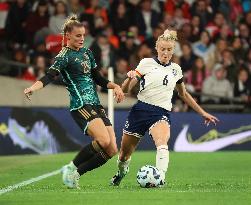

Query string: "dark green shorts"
[[71, 104, 112, 134]]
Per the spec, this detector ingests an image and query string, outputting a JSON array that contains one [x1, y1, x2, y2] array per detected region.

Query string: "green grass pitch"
[[0, 152, 250, 205]]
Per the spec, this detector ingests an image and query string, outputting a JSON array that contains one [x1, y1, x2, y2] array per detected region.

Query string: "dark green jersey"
[[49, 47, 100, 110]]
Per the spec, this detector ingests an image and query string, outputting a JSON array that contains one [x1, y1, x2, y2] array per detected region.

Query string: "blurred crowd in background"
[[0, 0, 251, 111]]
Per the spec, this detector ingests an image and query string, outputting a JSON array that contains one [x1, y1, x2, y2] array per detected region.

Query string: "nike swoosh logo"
[[174, 125, 251, 152]]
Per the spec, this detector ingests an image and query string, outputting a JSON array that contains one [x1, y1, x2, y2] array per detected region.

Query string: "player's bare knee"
[[107, 142, 118, 157], [109, 147, 118, 157], [97, 137, 111, 150]]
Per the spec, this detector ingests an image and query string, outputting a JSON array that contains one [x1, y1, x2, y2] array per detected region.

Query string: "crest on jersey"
[[91, 110, 97, 115], [125, 120, 129, 128], [172, 69, 177, 76]]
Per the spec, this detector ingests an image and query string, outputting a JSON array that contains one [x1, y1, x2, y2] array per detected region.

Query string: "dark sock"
[[77, 151, 111, 175], [73, 141, 103, 167]]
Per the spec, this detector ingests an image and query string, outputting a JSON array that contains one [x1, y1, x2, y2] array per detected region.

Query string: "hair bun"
[[69, 15, 78, 21], [163, 29, 177, 40]]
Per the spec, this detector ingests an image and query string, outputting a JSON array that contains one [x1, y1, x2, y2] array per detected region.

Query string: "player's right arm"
[[24, 69, 59, 100], [122, 59, 146, 93], [24, 56, 66, 100], [121, 71, 138, 93]]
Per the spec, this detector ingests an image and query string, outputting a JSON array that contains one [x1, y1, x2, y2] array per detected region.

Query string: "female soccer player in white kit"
[[110, 29, 219, 186]]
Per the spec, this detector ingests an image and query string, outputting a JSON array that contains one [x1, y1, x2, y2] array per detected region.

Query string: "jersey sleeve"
[[177, 64, 183, 81], [135, 59, 147, 80], [87, 49, 97, 70], [49, 56, 68, 72]]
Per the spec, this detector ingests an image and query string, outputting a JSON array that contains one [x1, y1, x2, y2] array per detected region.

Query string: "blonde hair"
[[155, 29, 178, 48], [61, 15, 84, 47]]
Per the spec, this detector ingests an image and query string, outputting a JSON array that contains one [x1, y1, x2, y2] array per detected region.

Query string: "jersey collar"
[[153, 57, 171, 67]]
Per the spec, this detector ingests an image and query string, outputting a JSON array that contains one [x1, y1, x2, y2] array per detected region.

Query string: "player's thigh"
[[150, 121, 170, 147], [87, 118, 111, 148], [119, 133, 140, 161]]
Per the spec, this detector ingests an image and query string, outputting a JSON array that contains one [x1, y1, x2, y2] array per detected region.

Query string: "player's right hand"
[[24, 87, 33, 100], [127, 70, 137, 79]]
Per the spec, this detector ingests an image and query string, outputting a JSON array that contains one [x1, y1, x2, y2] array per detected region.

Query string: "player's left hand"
[[113, 86, 125, 103], [202, 112, 219, 126]]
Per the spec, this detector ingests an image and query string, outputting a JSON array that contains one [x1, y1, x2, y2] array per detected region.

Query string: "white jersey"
[[135, 58, 183, 111]]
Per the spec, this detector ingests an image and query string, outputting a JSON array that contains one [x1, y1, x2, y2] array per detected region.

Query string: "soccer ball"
[[136, 165, 162, 188]]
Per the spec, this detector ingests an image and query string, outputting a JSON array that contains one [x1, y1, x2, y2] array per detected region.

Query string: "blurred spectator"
[[9, 48, 28, 78], [68, 0, 85, 16], [103, 26, 119, 49], [213, 38, 228, 64], [231, 36, 246, 66], [218, 0, 243, 23], [49, 1, 67, 34], [186, 57, 210, 93], [178, 22, 193, 43], [215, 23, 233, 42], [20, 66, 36, 81], [114, 58, 128, 86], [83, 0, 108, 34], [192, 30, 215, 70], [190, 0, 212, 27], [128, 25, 144, 45], [242, 0, 251, 13], [25, 0, 49, 46], [135, 0, 159, 37], [221, 49, 237, 83], [164, 0, 191, 19], [162, 13, 176, 30], [118, 32, 138, 61], [233, 68, 251, 105], [0, 2, 9, 33], [144, 25, 163, 55], [30, 42, 51, 61], [180, 42, 197, 73], [90, 33, 116, 77], [110, 2, 131, 35], [5, 0, 29, 45], [172, 7, 190, 30], [244, 48, 251, 73], [202, 63, 233, 104], [34, 55, 47, 79], [206, 12, 226, 38], [237, 23, 251, 50], [190, 15, 202, 42], [129, 43, 152, 69], [243, 11, 251, 31]]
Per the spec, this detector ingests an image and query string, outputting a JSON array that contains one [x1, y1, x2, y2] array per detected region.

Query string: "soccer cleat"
[[61, 163, 79, 189], [110, 167, 129, 186], [158, 179, 166, 188], [71, 170, 80, 189]]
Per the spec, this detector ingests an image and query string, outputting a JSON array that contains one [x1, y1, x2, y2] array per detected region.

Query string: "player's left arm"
[[91, 68, 124, 103], [88, 47, 124, 103], [175, 82, 219, 126]]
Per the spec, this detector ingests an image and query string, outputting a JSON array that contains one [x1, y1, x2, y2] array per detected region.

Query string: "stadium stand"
[[0, 0, 250, 112]]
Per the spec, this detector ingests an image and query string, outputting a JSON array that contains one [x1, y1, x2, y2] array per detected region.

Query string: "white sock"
[[117, 156, 131, 175], [156, 145, 169, 180]]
